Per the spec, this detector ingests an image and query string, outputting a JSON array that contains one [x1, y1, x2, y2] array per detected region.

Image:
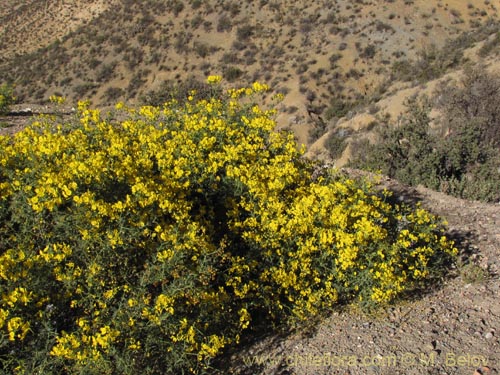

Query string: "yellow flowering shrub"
[[0, 78, 456, 374]]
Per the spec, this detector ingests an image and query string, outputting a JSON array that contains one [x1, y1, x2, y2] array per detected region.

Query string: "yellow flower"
[[49, 95, 66, 105], [206, 75, 222, 84], [0, 308, 9, 328], [238, 308, 251, 329], [252, 81, 269, 92], [7, 317, 30, 341]]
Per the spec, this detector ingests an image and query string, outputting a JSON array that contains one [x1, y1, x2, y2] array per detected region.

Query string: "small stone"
[[484, 332, 494, 339]]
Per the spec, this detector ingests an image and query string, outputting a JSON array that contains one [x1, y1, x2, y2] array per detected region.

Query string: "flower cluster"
[[0, 79, 456, 374]]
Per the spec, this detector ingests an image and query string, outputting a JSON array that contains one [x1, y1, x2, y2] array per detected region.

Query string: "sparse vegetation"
[[0, 0, 498, 128], [350, 66, 500, 203], [325, 129, 350, 159], [142, 76, 222, 106], [391, 43, 463, 83], [392, 21, 500, 83]]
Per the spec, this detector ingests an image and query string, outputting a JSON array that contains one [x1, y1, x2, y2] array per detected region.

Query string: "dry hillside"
[[1, 0, 499, 143]]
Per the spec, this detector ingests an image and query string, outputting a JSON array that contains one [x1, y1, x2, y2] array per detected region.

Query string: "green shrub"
[[216, 15, 232, 32], [102, 87, 125, 103], [168, 0, 184, 15], [360, 44, 377, 59], [190, 0, 203, 10], [350, 65, 500, 202], [324, 96, 357, 121], [223, 66, 244, 82], [141, 76, 222, 106], [174, 31, 193, 54], [236, 24, 254, 41], [325, 129, 350, 159], [0, 78, 456, 374], [478, 31, 500, 57], [0, 84, 15, 115]]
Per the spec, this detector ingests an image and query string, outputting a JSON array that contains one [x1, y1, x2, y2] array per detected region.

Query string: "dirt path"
[[225, 176, 499, 375], [0, 104, 76, 136]]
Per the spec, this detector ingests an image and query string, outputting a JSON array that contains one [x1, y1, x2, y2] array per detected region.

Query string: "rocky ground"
[[0, 104, 76, 135]]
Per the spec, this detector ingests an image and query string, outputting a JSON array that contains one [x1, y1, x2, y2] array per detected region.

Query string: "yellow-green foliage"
[[0, 78, 456, 374]]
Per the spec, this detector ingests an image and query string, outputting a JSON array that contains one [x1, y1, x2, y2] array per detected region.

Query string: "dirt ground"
[[224, 173, 499, 375], [0, 104, 76, 136]]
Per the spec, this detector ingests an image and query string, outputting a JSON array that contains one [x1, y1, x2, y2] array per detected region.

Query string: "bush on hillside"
[[141, 76, 222, 106], [0, 78, 456, 374], [325, 128, 351, 159], [391, 43, 463, 83], [391, 21, 500, 84], [0, 84, 15, 115], [349, 65, 500, 202]]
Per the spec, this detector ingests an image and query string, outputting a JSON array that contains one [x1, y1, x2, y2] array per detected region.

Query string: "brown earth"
[[0, 104, 75, 135], [0, 0, 117, 59]]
